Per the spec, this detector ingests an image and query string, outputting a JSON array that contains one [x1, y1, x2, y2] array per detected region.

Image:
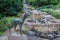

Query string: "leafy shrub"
[[0, 17, 17, 35], [3, 17, 17, 25], [0, 32, 3, 36], [41, 8, 60, 19], [0, 0, 23, 18], [26, 0, 59, 7], [0, 19, 7, 32]]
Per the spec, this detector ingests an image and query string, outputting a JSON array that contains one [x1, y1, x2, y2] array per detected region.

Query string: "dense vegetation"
[[0, 0, 23, 19], [41, 8, 60, 19], [26, 0, 60, 7], [0, 0, 23, 35]]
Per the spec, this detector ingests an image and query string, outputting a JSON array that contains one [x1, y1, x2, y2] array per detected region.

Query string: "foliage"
[[41, 8, 60, 19], [0, 32, 3, 36], [0, 18, 7, 32], [0, 17, 17, 35], [3, 17, 16, 25], [0, 0, 23, 19], [26, 0, 59, 7]]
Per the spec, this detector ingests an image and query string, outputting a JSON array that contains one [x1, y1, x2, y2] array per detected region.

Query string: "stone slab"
[[8, 33, 28, 40], [0, 36, 8, 40]]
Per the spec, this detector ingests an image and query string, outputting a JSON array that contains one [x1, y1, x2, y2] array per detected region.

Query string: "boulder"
[[27, 31, 35, 36]]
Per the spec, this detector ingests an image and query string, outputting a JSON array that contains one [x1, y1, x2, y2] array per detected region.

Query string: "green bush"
[[41, 8, 60, 19], [0, 19, 7, 32], [0, 0, 23, 18], [26, 0, 59, 7], [0, 32, 3, 36], [0, 17, 17, 35]]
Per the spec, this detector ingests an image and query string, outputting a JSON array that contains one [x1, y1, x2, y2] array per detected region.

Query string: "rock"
[[56, 34, 60, 37], [35, 32, 40, 37], [40, 33, 46, 38], [56, 31, 60, 37], [8, 33, 28, 40], [55, 37, 60, 40], [47, 34, 54, 38], [58, 31, 60, 35], [27, 31, 35, 36], [21, 34, 28, 40], [0, 36, 8, 40]]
